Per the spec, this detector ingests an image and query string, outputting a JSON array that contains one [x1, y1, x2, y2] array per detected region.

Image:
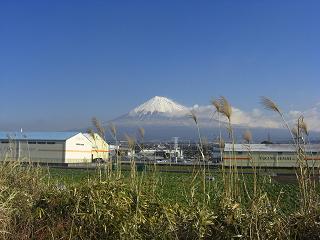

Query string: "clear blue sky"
[[0, 0, 319, 130]]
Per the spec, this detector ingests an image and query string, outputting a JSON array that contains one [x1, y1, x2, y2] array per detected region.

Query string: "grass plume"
[[260, 96, 281, 114], [1, 97, 320, 239], [91, 117, 105, 139], [260, 96, 296, 145], [243, 129, 252, 144], [218, 96, 232, 121]]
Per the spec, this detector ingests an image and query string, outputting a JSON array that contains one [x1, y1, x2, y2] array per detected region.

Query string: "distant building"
[[139, 147, 183, 162], [0, 132, 109, 165], [214, 143, 320, 168]]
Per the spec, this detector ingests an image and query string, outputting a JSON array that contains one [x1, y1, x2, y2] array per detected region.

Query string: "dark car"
[[93, 158, 106, 163]]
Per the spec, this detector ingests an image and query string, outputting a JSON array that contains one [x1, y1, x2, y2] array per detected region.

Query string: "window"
[[37, 141, 46, 144], [237, 151, 243, 155], [1, 141, 9, 144], [278, 152, 283, 155], [28, 141, 36, 144], [46, 142, 56, 144], [76, 143, 84, 146]]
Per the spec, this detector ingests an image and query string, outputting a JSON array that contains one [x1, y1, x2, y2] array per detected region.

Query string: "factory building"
[[83, 133, 109, 161], [214, 143, 320, 168], [0, 132, 109, 165]]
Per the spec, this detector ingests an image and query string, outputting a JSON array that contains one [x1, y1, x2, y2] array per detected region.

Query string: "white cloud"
[[192, 104, 199, 109], [188, 103, 320, 132], [252, 108, 262, 117], [289, 110, 302, 117], [285, 105, 320, 132], [231, 107, 281, 128], [301, 106, 320, 132]]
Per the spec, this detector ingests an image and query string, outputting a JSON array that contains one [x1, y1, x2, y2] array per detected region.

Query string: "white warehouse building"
[[0, 132, 109, 165], [214, 143, 320, 168], [83, 133, 109, 161]]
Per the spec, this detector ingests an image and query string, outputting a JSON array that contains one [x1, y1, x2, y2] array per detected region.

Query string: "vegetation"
[[1, 97, 320, 239]]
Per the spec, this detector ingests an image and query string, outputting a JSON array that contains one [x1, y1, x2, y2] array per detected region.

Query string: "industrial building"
[[0, 132, 109, 165], [83, 133, 109, 161], [213, 143, 320, 168]]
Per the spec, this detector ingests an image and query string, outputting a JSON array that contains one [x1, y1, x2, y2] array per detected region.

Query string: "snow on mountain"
[[113, 96, 280, 129], [113, 96, 320, 131], [129, 96, 189, 117], [111, 96, 193, 127], [106, 96, 320, 141]]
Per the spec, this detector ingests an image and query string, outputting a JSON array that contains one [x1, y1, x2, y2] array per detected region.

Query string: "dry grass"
[[260, 96, 281, 114], [243, 130, 252, 144], [260, 96, 297, 145], [108, 122, 117, 140], [211, 98, 222, 113], [1, 98, 320, 239], [261, 98, 318, 215], [0, 160, 320, 239], [218, 96, 232, 121], [92, 117, 105, 139], [298, 116, 309, 136]]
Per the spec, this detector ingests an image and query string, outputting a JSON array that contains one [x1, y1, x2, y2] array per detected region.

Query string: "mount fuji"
[[106, 96, 206, 140], [105, 96, 299, 142], [129, 96, 188, 117], [112, 96, 193, 126]]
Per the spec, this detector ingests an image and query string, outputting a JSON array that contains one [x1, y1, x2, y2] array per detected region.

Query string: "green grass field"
[[2, 162, 320, 239], [46, 166, 302, 213]]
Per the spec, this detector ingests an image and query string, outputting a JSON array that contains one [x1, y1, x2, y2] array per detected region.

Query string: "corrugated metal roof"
[[0, 132, 79, 141], [224, 143, 320, 152]]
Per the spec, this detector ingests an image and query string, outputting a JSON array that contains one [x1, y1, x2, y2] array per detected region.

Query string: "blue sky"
[[0, 0, 319, 130]]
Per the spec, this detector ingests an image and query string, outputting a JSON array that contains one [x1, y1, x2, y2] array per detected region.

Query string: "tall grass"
[[1, 99, 320, 239], [261, 97, 318, 215]]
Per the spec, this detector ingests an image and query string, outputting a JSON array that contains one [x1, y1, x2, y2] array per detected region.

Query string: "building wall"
[[222, 151, 320, 168], [0, 140, 65, 163], [0, 132, 106, 164], [65, 133, 92, 163], [85, 133, 109, 160]]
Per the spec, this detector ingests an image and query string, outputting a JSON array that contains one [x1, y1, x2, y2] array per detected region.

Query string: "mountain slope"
[[106, 96, 318, 141], [129, 96, 189, 117], [113, 96, 192, 125]]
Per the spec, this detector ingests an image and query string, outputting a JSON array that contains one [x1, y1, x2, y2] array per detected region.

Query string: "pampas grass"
[[261, 98, 317, 215], [108, 122, 117, 142], [92, 117, 105, 140], [189, 110, 204, 161], [218, 96, 232, 122], [260, 96, 296, 145], [1, 97, 320, 239], [108, 122, 122, 177], [243, 130, 252, 144], [215, 96, 240, 202]]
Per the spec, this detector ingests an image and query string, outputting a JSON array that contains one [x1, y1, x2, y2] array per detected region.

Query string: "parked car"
[[93, 158, 106, 163]]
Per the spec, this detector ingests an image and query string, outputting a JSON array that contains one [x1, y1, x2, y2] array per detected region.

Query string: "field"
[[1, 97, 320, 239], [1, 160, 320, 239], [47, 166, 302, 213]]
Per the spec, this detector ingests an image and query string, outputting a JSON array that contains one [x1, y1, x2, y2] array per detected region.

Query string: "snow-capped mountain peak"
[[129, 96, 189, 116]]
